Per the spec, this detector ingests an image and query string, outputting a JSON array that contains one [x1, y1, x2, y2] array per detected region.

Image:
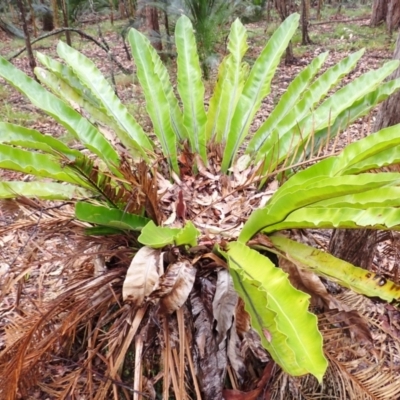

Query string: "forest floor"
[[0, 3, 398, 271], [1, 4, 400, 398]]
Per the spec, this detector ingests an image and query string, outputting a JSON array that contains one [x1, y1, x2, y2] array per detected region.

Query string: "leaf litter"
[[1, 16, 400, 399]]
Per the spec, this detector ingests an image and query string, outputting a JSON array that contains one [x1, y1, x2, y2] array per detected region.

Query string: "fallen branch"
[[310, 17, 370, 26], [7, 27, 132, 75]]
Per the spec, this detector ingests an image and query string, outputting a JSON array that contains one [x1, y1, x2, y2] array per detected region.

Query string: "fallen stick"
[[310, 17, 370, 26]]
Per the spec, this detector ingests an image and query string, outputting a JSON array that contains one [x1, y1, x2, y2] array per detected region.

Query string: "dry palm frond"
[[64, 156, 160, 220], [0, 266, 126, 399]]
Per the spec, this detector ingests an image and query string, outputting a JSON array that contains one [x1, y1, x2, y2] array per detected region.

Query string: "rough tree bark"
[[60, 0, 71, 46], [374, 33, 400, 128], [387, 0, 400, 36], [370, 0, 388, 26], [316, 0, 323, 20], [137, 1, 162, 52], [371, 0, 400, 33], [329, 32, 400, 269], [275, 0, 295, 64], [51, 0, 59, 28], [301, 0, 312, 45]]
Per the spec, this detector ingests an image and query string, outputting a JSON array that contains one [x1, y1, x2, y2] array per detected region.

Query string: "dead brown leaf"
[[122, 246, 163, 305], [279, 256, 338, 309], [213, 269, 238, 345], [158, 260, 196, 314]]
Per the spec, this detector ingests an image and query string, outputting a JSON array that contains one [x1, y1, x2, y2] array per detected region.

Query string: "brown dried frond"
[[64, 155, 160, 218], [0, 197, 78, 235], [0, 267, 125, 399], [118, 159, 162, 224]]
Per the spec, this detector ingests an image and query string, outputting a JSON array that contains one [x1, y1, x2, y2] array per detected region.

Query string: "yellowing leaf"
[[123, 246, 163, 304], [271, 235, 400, 302]]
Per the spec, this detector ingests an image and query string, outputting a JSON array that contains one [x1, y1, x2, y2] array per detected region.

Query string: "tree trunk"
[[316, 0, 323, 20], [266, 0, 272, 23], [387, 0, 400, 36], [137, 2, 162, 52], [51, 0, 60, 28], [145, 7, 161, 51], [26, 0, 37, 37], [108, 0, 114, 26], [42, 8, 54, 31], [301, 0, 312, 45], [373, 32, 400, 130], [370, 0, 400, 34], [329, 31, 400, 269], [275, 0, 296, 64], [371, 0, 388, 26], [329, 229, 377, 269], [60, 0, 71, 45]]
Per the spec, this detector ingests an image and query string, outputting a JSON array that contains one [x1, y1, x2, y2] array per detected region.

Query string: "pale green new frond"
[[128, 29, 178, 172], [221, 13, 300, 172], [205, 18, 249, 143]]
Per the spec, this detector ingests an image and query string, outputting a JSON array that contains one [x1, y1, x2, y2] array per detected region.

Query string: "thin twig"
[[7, 27, 132, 75]]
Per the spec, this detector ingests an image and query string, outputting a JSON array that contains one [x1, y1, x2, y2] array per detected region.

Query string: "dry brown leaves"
[[1, 14, 399, 399], [122, 246, 163, 305]]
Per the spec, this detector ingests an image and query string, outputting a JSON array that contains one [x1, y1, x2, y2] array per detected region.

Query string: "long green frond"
[[240, 173, 400, 241], [0, 144, 89, 187], [205, 18, 248, 143], [266, 206, 400, 232], [270, 236, 400, 301], [75, 202, 150, 231], [35, 56, 131, 147], [128, 29, 178, 172], [0, 56, 120, 168], [253, 49, 364, 163], [0, 122, 82, 158], [0, 181, 90, 199], [247, 51, 328, 155], [57, 41, 153, 160], [175, 15, 208, 161], [260, 54, 398, 171], [221, 13, 299, 172]]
